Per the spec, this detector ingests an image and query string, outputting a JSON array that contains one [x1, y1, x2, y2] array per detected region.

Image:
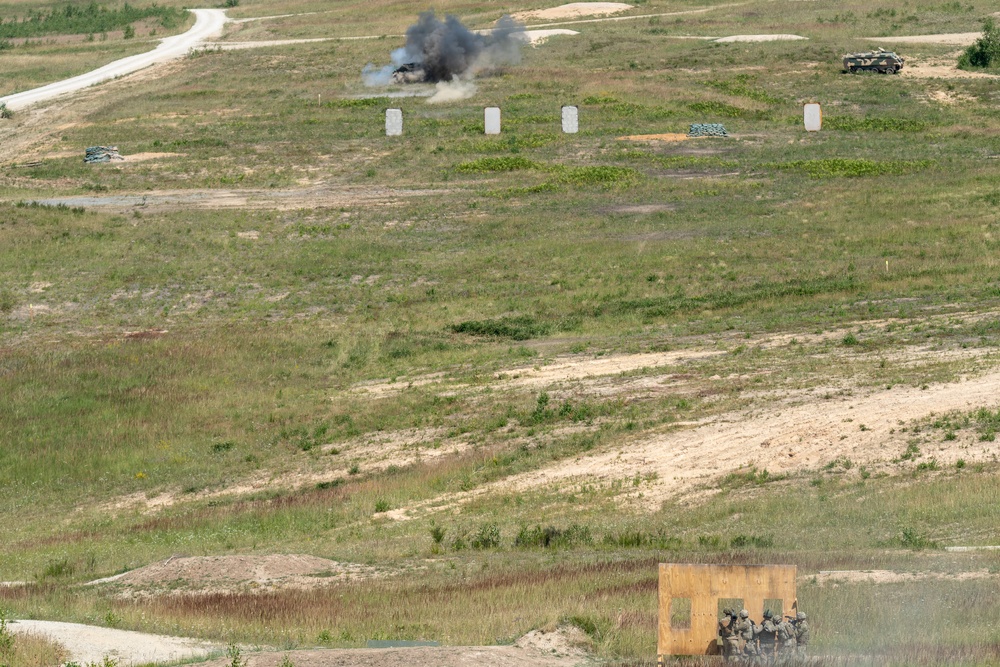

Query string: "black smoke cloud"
[[363, 11, 525, 86]]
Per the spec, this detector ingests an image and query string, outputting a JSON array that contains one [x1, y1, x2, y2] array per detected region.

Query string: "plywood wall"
[[657, 563, 797, 657]]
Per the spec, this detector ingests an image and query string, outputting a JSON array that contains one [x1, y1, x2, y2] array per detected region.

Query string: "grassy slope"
[[2, 0, 1000, 662]]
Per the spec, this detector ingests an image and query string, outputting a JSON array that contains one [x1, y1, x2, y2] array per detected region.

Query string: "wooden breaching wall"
[[657, 563, 797, 658]]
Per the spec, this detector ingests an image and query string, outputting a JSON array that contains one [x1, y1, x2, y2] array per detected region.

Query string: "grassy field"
[[2, 0, 1000, 663]]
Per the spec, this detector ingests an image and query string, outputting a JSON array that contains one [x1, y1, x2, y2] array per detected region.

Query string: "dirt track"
[[9, 621, 592, 667], [8, 620, 219, 666], [0, 9, 228, 111]]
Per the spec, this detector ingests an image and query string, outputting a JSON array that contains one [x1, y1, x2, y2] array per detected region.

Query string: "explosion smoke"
[[362, 11, 525, 92]]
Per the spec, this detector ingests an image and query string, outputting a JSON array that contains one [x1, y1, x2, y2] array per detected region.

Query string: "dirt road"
[[8, 620, 220, 665], [0, 9, 228, 111], [9, 621, 591, 667]]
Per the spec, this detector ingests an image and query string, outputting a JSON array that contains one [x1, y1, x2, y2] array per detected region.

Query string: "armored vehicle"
[[392, 63, 426, 84], [843, 48, 904, 73]]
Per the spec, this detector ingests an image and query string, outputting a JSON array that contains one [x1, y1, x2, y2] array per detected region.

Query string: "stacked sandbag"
[[84, 146, 124, 164], [688, 123, 729, 137]]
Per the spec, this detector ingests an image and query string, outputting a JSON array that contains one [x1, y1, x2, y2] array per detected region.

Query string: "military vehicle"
[[392, 63, 426, 84], [843, 48, 904, 73]]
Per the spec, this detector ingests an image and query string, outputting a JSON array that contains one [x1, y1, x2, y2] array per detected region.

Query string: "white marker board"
[[562, 105, 579, 134], [385, 108, 403, 136], [804, 103, 821, 132], [484, 107, 501, 135]]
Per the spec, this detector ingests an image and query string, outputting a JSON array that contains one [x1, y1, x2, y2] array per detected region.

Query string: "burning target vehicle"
[[364, 11, 525, 88]]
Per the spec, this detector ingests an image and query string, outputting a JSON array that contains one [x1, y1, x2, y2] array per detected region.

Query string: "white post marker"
[[562, 105, 579, 134], [484, 106, 501, 135], [804, 103, 822, 132], [385, 108, 403, 136]]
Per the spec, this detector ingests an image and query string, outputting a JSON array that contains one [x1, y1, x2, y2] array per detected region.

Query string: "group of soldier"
[[718, 608, 809, 664]]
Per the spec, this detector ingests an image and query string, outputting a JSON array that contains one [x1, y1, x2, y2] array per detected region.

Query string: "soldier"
[[734, 609, 758, 663], [794, 611, 810, 659], [775, 615, 797, 662], [718, 608, 740, 662], [756, 609, 778, 665]]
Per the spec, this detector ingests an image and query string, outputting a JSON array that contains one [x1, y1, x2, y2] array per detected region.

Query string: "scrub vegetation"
[[2, 0, 1000, 663]]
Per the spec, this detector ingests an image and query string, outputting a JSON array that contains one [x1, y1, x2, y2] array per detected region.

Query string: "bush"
[[450, 315, 550, 340], [959, 18, 1000, 69], [514, 524, 593, 548], [455, 156, 541, 173], [0, 103, 12, 120], [471, 522, 501, 549], [730, 534, 775, 549]]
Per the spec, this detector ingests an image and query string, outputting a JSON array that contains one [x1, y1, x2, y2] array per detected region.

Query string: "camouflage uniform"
[[718, 610, 740, 662], [734, 609, 758, 662], [794, 612, 810, 659], [756, 610, 778, 665], [775, 617, 797, 662]]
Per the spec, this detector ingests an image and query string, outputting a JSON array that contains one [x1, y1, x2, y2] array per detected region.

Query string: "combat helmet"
[[796, 612, 807, 621], [739, 609, 749, 618]]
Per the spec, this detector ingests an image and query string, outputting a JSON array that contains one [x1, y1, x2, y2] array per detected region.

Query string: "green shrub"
[[0, 288, 16, 313], [730, 534, 775, 549], [769, 158, 932, 178], [0, 103, 12, 120], [555, 165, 641, 186], [689, 100, 761, 118], [455, 156, 541, 173], [514, 524, 593, 548], [958, 18, 1000, 69], [450, 315, 550, 340], [471, 522, 501, 549], [122, 24, 134, 39]]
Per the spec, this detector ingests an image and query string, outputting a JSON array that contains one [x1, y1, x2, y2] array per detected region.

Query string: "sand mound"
[[715, 34, 807, 42], [515, 626, 592, 660], [520, 29, 580, 45], [515, 3, 632, 21], [88, 554, 387, 596]]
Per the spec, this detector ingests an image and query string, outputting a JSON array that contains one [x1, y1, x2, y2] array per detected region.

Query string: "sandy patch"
[[122, 152, 184, 162], [353, 349, 720, 398], [22, 186, 449, 212], [494, 350, 721, 388], [87, 554, 388, 597], [515, 3, 632, 21], [868, 32, 980, 45], [714, 34, 807, 43], [388, 365, 1000, 518], [901, 57, 1000, 80], [9, 620, 219, 666], [90, 427, 469, 515], [926, 90, 976, 104], [520, 29, 580, 45], [810, 569, 996, 585], [618, 133, 691, 142]]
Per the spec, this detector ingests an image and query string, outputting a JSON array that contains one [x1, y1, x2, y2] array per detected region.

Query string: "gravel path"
[[0, 9, 228, 111], [8, 620, 221, 666]]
